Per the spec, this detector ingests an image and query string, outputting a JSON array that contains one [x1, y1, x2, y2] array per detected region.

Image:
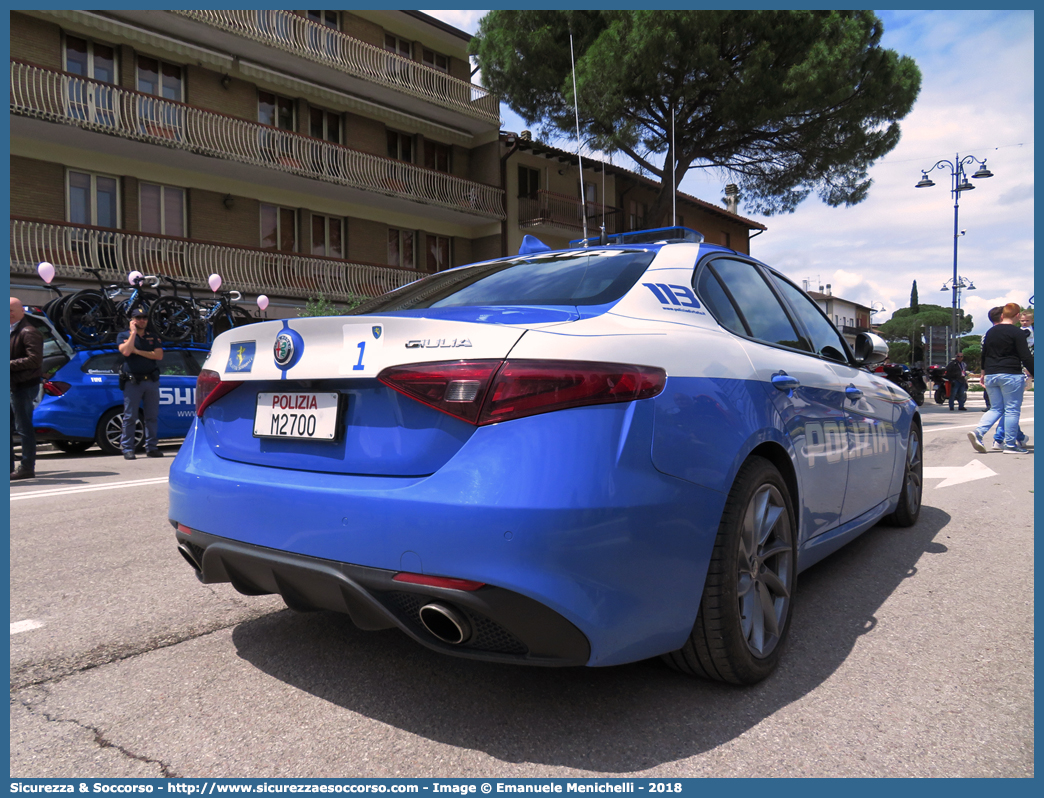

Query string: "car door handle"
[[845, 386, 863, 401], [771, 373, 800, 395]]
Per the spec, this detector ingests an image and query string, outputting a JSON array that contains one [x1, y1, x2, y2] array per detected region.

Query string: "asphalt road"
[[8, 395, 1034, 778]]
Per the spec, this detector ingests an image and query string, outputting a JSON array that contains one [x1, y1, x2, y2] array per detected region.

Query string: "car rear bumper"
[[169, 403, 728, 666], [175, 525, 591, 666]]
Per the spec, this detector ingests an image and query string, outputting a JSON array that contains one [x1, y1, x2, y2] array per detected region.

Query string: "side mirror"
[[854, 332, 889, 365]]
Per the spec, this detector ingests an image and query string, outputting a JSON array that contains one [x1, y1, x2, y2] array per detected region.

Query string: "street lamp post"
[[916, 154, 994, 361]]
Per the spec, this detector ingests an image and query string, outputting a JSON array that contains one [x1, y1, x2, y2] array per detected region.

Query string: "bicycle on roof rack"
[[61, 268, 161, 346], [148, 277, 254, 344]]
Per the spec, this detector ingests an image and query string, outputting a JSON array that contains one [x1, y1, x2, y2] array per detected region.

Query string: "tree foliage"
[[472, 10, 921, 224], [910, 280, 919, 313]]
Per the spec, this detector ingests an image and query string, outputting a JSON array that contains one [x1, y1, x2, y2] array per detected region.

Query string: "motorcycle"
[[927, 365, 949, 404], [880, 363, 926, 406]]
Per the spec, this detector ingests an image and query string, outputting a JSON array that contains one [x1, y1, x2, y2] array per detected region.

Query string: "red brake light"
[[42, 381, 71, 396], [378, 360, 665, 426], [393, 573, 485, 591], [378, 360, 501, 423], [196, 369, 242, 417]]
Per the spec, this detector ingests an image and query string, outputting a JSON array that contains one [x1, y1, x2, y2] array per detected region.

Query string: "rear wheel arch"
[[747, 441, 800, 526]]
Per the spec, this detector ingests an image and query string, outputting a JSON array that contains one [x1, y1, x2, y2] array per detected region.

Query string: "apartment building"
[[502, 134, 765, 255], [9, 9, 766, 317], [10, 9, 504, 314], [806, 285, 873, 348]]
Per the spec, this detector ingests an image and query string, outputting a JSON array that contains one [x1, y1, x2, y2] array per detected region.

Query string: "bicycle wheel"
[[212, 305, 255, 336], [149, 296, 195, 343], [63, 290, 116, 345], [44, 295, 72, 337]]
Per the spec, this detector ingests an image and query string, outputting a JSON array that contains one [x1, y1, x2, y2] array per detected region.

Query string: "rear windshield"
[[351, 250, 656, 314]]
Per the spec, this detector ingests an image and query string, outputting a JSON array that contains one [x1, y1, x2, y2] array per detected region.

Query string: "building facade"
[[10, 9, 765, 318], [806, 285, 872, 348]]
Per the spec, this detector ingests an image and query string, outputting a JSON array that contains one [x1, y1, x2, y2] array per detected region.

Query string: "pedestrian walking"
[[969, 303, 1034, 454], [944, 351, 969, 410], [980, 306, 1027, 448], [11, 297, 43, 480], [117, 308, 164, 459]]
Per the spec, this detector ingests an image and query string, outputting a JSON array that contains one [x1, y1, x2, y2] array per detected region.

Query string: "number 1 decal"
[[341, 323, 385, 375]]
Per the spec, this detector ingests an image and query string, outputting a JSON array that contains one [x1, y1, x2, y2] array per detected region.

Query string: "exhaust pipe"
[[177, 543, 202, 573], [419, 602, 472, 645]]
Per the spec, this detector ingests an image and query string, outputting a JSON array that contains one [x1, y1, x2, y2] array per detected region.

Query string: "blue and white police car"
[[170, 227, 922, 684]]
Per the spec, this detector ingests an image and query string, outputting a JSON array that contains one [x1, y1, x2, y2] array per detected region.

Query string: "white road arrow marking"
[[922, 459, 998, 488]]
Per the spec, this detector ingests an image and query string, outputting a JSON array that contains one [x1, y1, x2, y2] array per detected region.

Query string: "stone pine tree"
[[471, 10, 922, 226]]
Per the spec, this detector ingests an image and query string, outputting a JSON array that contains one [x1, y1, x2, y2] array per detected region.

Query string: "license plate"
[[254, 392, 341, 441]]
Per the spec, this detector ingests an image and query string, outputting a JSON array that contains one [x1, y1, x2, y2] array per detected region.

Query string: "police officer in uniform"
[[117, 307, 164, 459]]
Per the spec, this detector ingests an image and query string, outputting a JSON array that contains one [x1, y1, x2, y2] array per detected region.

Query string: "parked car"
[[33, 344, 209, 454], [170, 227, 921, 684], [21, 309, 76, 401]]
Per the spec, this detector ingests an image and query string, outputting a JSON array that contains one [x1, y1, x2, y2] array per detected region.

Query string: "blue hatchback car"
[[170, 228, 921, 684], [33, 345, 209, 454]]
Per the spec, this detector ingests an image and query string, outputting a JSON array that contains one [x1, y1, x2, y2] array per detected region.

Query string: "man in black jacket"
[[943, 351, 969, 411], [10, 297, 43, 480]]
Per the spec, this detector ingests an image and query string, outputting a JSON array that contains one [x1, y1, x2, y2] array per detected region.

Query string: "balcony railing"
[[173, 9, 500, 125], [10, 61, 505, 220], [11, 218, 426, 304], [842, 324, 870, 336], [518, 190, 622, 235]]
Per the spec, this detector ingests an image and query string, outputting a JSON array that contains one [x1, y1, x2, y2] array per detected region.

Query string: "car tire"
[[52, 440, 93, 454], [882, 423, 922, 527], [96, 407, 144, 455], [663, 456, 797, 685]]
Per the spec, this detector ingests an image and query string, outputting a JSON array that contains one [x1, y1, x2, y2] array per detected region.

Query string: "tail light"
[[196, 369, 242, 417], [42, 381, 71, 396], [379, 360, 666, 426]]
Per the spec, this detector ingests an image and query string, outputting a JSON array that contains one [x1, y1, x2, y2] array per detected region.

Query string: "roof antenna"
[[569, 31, 588, 246]]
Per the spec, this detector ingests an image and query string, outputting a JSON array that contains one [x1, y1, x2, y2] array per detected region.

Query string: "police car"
[[33, 344, 208, 454], [170, 227, 922, 684]]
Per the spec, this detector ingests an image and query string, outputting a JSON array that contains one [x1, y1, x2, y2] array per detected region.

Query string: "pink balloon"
[[208, 273, 222, 292], [257, 295, 270, 311], [37, 261, 55, 284]]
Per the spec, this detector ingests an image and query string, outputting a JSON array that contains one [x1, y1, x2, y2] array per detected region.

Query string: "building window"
[[422, 48, 449, 72], [137, 57, 183, 101], [311, 214, 344, 259], [722, 231, 731, 248], [307, 10, 338, 29], [259, 91, 295, 130], [388, 228, 415, 269], [518, 166, 540, 199], [309, 107, 341, 144], [427, 234, 451, 273], [384, 34, 412, 59], [628, 200, 646, 231], [387, 130, 413, 162], [64, 35, 117, 83], [64, 35, 118, 126], [67, 170, 120, 228], [424, 140, 450, 173], [261, 204, 297, 252], [139, 183, 185, 237]]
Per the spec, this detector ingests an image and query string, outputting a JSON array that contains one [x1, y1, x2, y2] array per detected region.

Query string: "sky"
[[422, 9, 1035, 335]]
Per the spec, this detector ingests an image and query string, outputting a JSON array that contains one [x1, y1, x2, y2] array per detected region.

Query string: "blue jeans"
[[122, 378, 160, 453], [10, 383, 38, 469], [976, 374, 1027, 449], [948, 380, 967, 409]]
